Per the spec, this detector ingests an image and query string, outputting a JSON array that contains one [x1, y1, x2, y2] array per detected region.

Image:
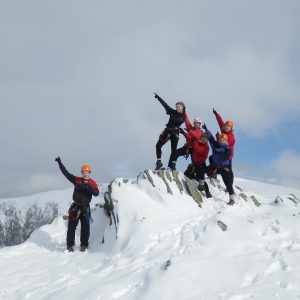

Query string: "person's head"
[[223, 120, 233, 133], [175, 101, 185, 113], [81, 164, 91, 180], [193, 117, 201, 130], [199, 133, 208, 144], [218, 133, 228, 145]]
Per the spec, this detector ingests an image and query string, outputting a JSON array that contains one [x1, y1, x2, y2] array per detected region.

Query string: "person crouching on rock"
[[154, 92, 186, 170], [202, 124, 235, 205], [55, 156, 99, 252], [179, 128, 212, 198]]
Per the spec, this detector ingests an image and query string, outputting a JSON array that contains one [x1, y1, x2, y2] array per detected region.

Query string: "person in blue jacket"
[[202, 124, 235, 205]]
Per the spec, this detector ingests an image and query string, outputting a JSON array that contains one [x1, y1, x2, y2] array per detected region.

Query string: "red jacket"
[[215, 114, 235, 160], [183, 131, 209, 164], [184, 113, 204, 148]]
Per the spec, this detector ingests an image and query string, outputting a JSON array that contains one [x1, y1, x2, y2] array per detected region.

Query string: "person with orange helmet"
[[213, 108, 235, 162], [202, 124, 235, 205], [55, 156, 99, 252]]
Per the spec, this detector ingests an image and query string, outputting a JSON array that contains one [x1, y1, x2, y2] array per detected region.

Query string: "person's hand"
[[202, 123, 207, 130], [154, 93, 159, 99], [213, 108, 218, 116], [55, 156, 61, 164], [179, 128, 185, 134]]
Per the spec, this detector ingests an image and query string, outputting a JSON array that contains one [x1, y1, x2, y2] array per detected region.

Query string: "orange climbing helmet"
[[218, 133, 228, 142], [81, 164, 92, 173], [224, 120, 233, 129]]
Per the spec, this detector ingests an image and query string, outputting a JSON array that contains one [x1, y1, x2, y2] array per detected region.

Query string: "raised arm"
[[202, 124, 218, 148], [213, 108, 225, 130], [55, 157, 75, 184], [154, 93, 173, 113]]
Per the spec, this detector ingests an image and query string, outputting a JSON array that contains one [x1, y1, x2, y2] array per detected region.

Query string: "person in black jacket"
[[55, 156, 99, 252], [154, 93, 186, 170]]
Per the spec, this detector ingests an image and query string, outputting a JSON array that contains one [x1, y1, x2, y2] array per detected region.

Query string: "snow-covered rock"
[[0, 171, 300, 300]]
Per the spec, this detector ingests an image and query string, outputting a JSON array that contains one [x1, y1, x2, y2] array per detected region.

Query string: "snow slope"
[[0, 171, 300, 300]]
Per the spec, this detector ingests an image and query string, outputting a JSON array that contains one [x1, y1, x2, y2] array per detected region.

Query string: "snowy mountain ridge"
[[0, 170, 300, 300]]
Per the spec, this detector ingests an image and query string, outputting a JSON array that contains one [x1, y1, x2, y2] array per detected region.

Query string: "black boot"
[[155, 160, 163, 170], [227, 195, 235, 205], [80, 245, 87, 252], [169, 162, 176, 171], [198, 184, 205, 192], [204, 182, 212, 198], [67, 246, 74, 252]]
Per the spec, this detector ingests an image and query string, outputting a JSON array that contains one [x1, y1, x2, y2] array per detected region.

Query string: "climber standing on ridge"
[[207, 108, 235, 179], [213, 108, 235, 164], [169, 115, 203, 171], [55, 156, 99, 252], [202, 124, 235, 205], [154, 92, 187, 170]]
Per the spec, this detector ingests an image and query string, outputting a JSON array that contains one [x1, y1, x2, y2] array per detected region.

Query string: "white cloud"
[[235, 149, 300, 189], [0, 1, 300, 196], [271, 150, 300, 188]]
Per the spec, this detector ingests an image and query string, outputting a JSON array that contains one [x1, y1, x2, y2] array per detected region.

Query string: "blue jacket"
[[205, 128, 231, 168]]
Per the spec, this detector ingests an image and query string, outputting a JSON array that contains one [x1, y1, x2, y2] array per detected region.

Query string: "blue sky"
[[0, 0, 299, 197]]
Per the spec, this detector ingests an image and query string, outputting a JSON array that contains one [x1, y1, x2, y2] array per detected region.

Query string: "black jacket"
[[156, 95, 186, 128]]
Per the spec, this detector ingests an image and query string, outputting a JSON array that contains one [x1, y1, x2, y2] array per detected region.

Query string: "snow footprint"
[[276, 281, 293, 290], [258, 219, 280, 237], [226, 293, 254, 300], [241, 272, 260, 287], [264, 259, 290, 276]]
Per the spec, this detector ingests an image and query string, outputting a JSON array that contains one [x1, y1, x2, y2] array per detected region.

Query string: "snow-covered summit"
[[0, 170, 300, 300]]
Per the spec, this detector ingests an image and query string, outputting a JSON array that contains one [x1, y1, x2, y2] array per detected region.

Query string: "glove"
[[213, 108, 218, 116], [154, 93, 159, 99], [202, 123, 207, 130], [55, 156, 61, 164], [179, 128, 185, 134]]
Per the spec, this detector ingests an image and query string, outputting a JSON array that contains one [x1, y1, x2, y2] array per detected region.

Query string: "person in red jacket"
[[213, 108, 235, 162], [179, 128, 212, 198], [55, 156, 99, 252], [169, 116, 203, 171]]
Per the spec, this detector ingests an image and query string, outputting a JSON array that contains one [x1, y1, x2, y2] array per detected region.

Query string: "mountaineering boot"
[[212, 168, 217, 179], [169, 161, 176, 171], [80, 245, 87, 252], [227, 194, 235, 206], [67, 246, 74, 252], [155, 160, 163, 170], [198, 180, 205, 192], [204, 182, 212, 198]]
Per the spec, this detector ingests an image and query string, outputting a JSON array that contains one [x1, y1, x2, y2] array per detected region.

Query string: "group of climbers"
[[154, 93, 235, 205], [54, 92, 236, 252]]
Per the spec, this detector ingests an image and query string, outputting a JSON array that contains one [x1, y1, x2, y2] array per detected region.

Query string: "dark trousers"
[[169, 146, 191, 165], [156, 128, 179, 168], [194, 163, 206, 181], [184, 163, 206, 181], [219, 166, 234, 195], [67, 206, 90, 247]]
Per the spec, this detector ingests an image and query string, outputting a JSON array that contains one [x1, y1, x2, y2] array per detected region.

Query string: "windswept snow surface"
[[0, 172, 300, 300]]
